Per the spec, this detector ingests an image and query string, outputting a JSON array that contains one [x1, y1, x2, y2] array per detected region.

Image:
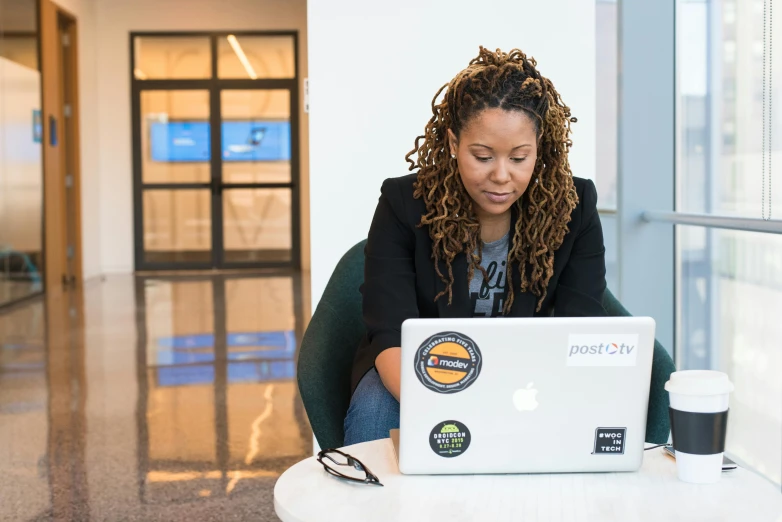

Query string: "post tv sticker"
[[566, 334, 639, 367], [430, 421, 471, 458], [414, 332, 482, 394], [593, 427, 626, 455]]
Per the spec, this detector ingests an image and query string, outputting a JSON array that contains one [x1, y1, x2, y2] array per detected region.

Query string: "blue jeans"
[[343, 369, 400, 445]]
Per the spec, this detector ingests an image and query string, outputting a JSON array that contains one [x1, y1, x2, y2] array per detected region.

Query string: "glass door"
[[137, 89, 214, 267], [217, 89, 295, 267], [131, 32, 299, 271]]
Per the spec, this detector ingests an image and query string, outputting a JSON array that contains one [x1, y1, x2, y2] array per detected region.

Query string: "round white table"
[[275, 439, 782, 522]]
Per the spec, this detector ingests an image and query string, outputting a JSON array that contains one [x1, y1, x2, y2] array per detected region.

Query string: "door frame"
[[130, 31, 301, 271], [41, 0, 83, 295]]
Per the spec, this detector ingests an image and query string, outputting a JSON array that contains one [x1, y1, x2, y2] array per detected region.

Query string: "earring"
[[451, 154, 456, 159], [535, 178, 539, 184]]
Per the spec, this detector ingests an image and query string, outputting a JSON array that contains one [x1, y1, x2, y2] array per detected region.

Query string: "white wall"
[[308, 0, 596, 307], [55, 0, 308, 276]]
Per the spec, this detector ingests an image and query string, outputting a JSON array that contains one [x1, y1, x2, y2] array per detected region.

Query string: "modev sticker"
[[414, 332, 482, 394], [566, 334, 639, 367]]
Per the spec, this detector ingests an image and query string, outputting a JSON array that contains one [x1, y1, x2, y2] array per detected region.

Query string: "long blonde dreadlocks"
[[407, 47, 579, 313]]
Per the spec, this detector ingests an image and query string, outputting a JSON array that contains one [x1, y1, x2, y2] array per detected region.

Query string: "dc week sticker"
[[414, 331, 482, 394], [430, 421, 472, 458]]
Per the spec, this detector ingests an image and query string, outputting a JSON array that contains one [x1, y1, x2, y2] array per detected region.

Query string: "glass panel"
[[595, 0, 617, 209], [223, 277, 307, 472], [222, 189, 291, 263], [217, 35, 295, 79], [143, 190, 212, 264], [225, 277, 295, 350], [145, 280, 216, 368], [140, 90, 211, 183], [221, 89, 291, 183], [133, 36, 211, 80], [143, 280, 218, 503], [0, 0, 43, 306], [677, 0, 782, 218], [677, 226, 782, 485]]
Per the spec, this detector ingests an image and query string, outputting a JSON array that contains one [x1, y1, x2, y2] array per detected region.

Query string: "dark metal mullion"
[[210, 261, 292, 271], [215, 79, 296, 90], [212, 279, 230, 494], [290, 55, 302, 268], [135, 261, 213, 272], [134, 279, 150, 504], [131, 34, 145, 271], [136, 81, 295, 90], [288, 30, 301, 269], [147, 358, 291, 369], [134, 80, 212, 90], [141, 183, 211, 190], [221, 182, 294, 190], [133, 268, 296, 284], [210, 34, 224, 269], [132, 30, 296, 38]]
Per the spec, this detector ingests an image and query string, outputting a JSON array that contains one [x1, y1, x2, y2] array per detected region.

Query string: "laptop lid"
[[398, 316, 656, 475]]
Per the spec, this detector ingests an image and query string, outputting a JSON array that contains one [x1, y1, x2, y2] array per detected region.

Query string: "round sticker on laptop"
[[430, 420, 471, 458], [414, 331, 482, 394]]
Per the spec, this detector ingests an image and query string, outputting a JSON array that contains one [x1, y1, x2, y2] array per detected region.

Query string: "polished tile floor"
[[0, 273, 313, 521]]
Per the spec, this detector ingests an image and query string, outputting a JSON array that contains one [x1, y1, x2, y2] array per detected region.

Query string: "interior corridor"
[[0, 272, 313, 521]]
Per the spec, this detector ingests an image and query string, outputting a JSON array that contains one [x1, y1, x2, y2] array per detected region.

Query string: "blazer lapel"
[[435, 253, 471, 318]]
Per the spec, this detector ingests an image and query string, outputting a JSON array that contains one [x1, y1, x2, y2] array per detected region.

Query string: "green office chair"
[[298, 240, 676, 450]]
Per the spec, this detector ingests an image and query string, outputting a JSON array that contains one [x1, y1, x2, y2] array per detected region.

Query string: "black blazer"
[[351, 173, 607, 392]]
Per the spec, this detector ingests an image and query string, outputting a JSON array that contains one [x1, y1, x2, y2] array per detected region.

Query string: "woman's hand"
[[375, 347, 402, 401]]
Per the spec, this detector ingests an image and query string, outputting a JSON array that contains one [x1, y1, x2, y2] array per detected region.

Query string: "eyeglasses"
[[316, 448, 384, 486]]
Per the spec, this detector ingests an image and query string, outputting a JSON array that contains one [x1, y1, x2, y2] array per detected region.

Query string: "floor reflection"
[[0, 271, 312, 521]]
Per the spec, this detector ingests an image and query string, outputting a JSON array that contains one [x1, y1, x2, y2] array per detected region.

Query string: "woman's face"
[[448, 108, 538, 219]]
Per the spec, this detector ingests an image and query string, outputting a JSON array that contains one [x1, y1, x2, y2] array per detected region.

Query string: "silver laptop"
[[398, 317, 656, 474]]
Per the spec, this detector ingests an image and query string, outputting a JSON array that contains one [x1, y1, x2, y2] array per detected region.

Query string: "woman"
[[344, 47, 607, 445]]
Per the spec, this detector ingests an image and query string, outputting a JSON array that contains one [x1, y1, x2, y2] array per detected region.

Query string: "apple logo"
[[513, 382, 539, 411]]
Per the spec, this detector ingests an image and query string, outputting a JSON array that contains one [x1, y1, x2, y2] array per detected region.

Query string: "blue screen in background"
[[221, 121, 291, 162], [150, 121, 291, 162], [154, 330, 296, 386]]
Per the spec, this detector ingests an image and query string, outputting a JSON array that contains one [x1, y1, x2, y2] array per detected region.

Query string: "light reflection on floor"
[[0, 272, 312, 521]]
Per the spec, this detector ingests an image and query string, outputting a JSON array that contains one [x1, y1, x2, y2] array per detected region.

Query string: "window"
[[596, 0, 618, 210], [676, 0, 781, 485]]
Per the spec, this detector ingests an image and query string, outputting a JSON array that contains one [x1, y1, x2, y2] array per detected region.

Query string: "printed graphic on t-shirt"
[[471, 260, 508, 317], [470, 232, 510, 317]]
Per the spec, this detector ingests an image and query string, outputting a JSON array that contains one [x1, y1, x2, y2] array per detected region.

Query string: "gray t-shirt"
[[470, 231, 510, 317]]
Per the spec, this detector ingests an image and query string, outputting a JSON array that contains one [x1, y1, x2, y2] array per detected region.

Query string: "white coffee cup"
[[664, 370, 734, 484]]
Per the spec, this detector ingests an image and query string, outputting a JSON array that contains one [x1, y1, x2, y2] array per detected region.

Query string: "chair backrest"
[[601, 290, 676, 443], [298, 240, 368, 450], [298, 239, 675, 449]]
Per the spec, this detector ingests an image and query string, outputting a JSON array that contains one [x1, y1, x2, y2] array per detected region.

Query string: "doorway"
[[40, 0, 83, 296], [131, 33, 300, 270]]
